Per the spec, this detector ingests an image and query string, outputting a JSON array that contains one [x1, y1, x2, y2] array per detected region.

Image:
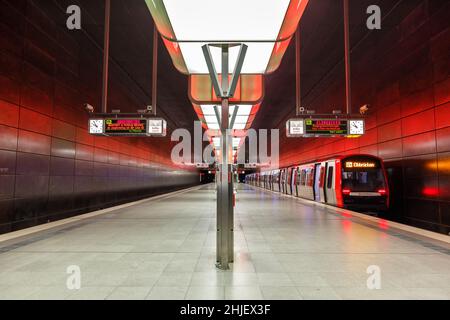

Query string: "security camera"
[[146, 105, 153, 113], [360, 104, 370, 115], [298, 107, 305, 113], [84, 103, 95, 113]]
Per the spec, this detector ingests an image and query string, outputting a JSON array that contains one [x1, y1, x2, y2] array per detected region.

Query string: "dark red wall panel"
[[279, 0, 450, 234], [0, 0, 198, 234]]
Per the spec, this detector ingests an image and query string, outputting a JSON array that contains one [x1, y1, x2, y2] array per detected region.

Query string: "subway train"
[[246, 155, 389, 212]]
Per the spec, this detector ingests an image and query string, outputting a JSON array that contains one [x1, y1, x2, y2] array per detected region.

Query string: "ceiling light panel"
[[162, 0, 290, 42]]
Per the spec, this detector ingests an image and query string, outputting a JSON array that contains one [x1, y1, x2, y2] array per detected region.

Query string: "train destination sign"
[[344, 158, 380, 170], [286, 118, 365, 138], [89, 118, 167, 137]]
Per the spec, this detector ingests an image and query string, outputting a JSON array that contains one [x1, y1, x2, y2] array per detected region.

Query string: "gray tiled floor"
[[0, 184, 449, 300]]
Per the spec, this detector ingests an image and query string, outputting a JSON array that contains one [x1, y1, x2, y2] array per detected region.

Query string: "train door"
[[290, 168, 296, 196], [280, 170, 285, 193], [286, 169, 290, 194], [319, 163, 327, 203], [270, 172, 275, 191], [314, 164, 321, 202], [324, 161, 337, 205], [284, 169, 289, 194], [295, 167, 301, 197]]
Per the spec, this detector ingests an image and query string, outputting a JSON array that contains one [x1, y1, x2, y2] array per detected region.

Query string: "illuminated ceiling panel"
[[189, 74, 264, 104], [146, 0, 310, 74], [162, 0, 290, 41], [200, 105, 253, 131], [179, 42, 281, 74]]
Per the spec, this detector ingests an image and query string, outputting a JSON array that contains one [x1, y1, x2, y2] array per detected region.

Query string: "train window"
[[342, 170, 386, 192], [327, 167, 334, 189], [319, 167, 325, 188], [306, 169, 314, 187], [300, 169, 307, 186]]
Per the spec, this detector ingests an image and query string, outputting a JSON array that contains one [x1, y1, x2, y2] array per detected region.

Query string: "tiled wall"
[[279, 1, 449, 234], [0, 0, 198, 234]]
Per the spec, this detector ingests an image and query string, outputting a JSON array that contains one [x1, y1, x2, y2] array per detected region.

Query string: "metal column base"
[[216, 164, 234, 270]]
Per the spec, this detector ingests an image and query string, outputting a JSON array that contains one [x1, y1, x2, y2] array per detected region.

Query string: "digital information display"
[[105, 119, 147, 135], [286, 118, 365, 138], [344, 158, 380, 170], [89, 118, 167, 137], [305, 119, 348, 135]]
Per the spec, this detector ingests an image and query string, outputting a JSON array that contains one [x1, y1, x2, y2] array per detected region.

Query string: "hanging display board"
[[305, 119, 348, 135], [286, 118, 365, 138], [89, 118, 167, 137]]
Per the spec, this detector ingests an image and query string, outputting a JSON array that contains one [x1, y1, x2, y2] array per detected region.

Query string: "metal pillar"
[[152, 25, 158, 116], [344, 0, 352, 115], [101, 0, 111, 113], [295, 27, 301, 116], [216, 45, 234, 270], [202, 43, 247, 270]]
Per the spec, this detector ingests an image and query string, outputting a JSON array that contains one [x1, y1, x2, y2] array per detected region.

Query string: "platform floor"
[[0, 184, 449, 300]]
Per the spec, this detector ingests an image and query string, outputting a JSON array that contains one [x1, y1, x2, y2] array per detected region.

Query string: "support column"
[[344, 0, 352, 115], [216, 45, 234, 270], [101, 0, 111, 113], [295, 27, 301, 116], [152, 25, 158, 116], [202, 43, 246, 270]]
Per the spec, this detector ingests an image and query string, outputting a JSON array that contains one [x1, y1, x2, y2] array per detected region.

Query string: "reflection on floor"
[[0, 184, 449, 300]]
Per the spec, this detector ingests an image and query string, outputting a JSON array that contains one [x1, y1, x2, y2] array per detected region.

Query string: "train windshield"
[[341, 157, 386, 192]]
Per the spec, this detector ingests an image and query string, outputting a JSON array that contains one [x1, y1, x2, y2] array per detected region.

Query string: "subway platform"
[[0, 184, 449, 300]]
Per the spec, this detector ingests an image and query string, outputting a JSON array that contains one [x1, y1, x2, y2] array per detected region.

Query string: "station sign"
[[89, 118, 167, 137], [286, 118, 365, 138], [244, 163, 258, 169]]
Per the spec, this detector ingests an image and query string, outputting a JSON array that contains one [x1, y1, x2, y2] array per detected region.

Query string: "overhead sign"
[[105, 119, 147, 135], [305, 119, 348, 135], [244, 163, 258, 169], [286, 118, 365, 138], [196, 163, 210, 169], [89, 118, 167, 137]]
